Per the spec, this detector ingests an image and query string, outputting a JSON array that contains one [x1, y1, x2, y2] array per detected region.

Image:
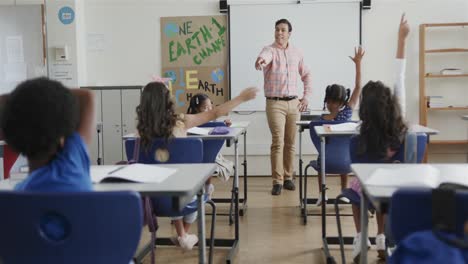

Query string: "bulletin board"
[[161, 15, 228, 113]]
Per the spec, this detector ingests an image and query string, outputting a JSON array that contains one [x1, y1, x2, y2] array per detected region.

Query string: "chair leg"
[[303, 165, 311, 225], [334, 194, 346, 264], [299, 160, 303, 211], [206, 200, 216, 264], [143, 197, 159, 264]]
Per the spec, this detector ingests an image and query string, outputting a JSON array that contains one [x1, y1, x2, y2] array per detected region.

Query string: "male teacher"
[[255, 18, 312, 195]]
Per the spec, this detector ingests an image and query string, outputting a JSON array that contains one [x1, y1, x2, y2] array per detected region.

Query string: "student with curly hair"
[[349, 14, 410, 263], [0, 77, 95, 192], [136, 81, 257, 250]]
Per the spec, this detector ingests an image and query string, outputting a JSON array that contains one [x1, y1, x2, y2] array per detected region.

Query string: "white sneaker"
[[178, 234, 198, 251], [339, 196, 350, 203], [352, 233, 371, 264], [315, 192, 328, 206], [375, 233, 386, 259], [205, 183, 214, 200]]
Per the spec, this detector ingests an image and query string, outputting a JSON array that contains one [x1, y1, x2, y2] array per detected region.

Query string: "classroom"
[[0, 0, 467, 263]]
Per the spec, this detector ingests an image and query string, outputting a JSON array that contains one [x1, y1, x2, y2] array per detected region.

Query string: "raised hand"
[[399, 13, 410, 40], [238, 87, 258, 101], [349, 46, 365, 65]]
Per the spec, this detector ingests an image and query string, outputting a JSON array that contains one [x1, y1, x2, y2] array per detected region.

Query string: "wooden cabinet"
[[419, 22, 468, 146]]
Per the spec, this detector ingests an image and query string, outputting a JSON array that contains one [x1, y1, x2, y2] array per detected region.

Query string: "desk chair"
[[302, 120, 354, 224], [125, 137, 216, 264], [199, 121, 227, 163], [334, 133, 428, 264], [0, 191, 142, 264], [389, 188, 468, 263]]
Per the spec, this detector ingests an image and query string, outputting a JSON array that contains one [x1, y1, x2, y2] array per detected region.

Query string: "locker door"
[[121, 88, 141, 159], [101, 89, 123, 164]]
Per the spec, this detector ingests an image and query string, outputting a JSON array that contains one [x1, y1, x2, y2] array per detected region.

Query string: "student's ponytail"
[[323, 85, 331, 110], [345, 88, 351, 103]]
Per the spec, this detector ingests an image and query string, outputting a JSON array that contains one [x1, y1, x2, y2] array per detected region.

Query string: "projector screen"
[[229, 1, 361, 111]]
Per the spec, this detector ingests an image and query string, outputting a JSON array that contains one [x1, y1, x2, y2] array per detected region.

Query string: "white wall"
[[83, 0, 219, 86], [76, 0, 467, 174]]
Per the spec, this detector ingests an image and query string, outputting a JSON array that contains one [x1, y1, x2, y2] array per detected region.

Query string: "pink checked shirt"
[[258, 43, 312, 98]]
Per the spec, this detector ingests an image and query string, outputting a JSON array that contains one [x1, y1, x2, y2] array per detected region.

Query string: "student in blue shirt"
[[315, 47, 365, 206], [0, 77, 95, 192]]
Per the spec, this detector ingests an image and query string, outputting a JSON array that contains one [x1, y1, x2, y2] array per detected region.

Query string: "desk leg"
[[360, 192, 369, 264], [320, 136, 335, 263], [224, 140, 241, 264], [197, 189, 207, 264], [234, 140, 240, 241], [240, 131, 248, 216], [320, 136, 326, 238]]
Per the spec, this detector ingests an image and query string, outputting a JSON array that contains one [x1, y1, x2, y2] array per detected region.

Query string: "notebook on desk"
[[91, 164, 176, 183], [187, 127, 212, 135], [324, 122, 359, 132], [365, 165, 468, 189]]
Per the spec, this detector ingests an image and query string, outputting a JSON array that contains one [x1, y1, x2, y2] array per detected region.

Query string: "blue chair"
[[124, 137, 216, 264], [0, 191, 142, 264], [334, 132, 428, 264], [389, 188, 468, 263], [199, 121, 227, 163], [302, 120, 354, 224], [125, 137, 204, 164]]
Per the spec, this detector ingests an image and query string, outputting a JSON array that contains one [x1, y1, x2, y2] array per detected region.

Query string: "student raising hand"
[[347, 46, 365, 109]]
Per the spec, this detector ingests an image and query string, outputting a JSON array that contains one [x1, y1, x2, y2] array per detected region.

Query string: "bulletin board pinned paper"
[[160, 15, 228, 113]]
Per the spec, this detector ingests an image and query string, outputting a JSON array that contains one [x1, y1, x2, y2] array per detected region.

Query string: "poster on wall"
[[161, 15, 228, 113]]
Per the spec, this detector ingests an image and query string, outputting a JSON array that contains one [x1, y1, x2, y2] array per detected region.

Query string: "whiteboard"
[[229, 1, 361, 111], [0, 5, 45, 94]]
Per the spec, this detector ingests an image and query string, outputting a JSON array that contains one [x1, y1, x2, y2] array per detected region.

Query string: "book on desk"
[[324, 122, 359, 132], [365, 164, 468, 189], [187, 127, 212, 135], [91, 164, 177, 183]]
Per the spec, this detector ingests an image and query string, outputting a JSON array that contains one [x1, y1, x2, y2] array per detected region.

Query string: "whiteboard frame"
[[228, 0, 362, 111]]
